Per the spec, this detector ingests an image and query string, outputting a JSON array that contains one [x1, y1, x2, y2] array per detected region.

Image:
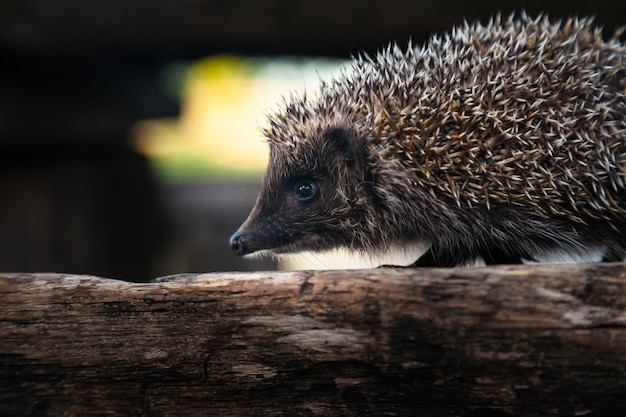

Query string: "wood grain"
[[1, 264, 626, 416]]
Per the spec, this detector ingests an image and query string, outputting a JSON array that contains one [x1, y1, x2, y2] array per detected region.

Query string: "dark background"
[[0, 1, 624, 281]]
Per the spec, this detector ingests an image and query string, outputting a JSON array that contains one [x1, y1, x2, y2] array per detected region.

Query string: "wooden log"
[[1, 264, 626, 416]]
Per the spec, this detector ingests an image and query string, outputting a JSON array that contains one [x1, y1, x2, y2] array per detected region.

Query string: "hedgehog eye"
[[294, 180, 317, 202]]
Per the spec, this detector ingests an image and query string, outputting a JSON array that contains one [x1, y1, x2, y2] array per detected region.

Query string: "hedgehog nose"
[[229, 231, 248, 256]]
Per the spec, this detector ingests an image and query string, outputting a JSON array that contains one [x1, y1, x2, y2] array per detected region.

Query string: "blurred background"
[[0, 1, 623, 281]]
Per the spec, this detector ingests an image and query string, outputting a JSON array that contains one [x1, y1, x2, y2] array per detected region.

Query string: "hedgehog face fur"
[[230, 13, 626, 267]]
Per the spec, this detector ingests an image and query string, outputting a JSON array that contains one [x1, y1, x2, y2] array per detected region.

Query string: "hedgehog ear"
[[325, 127, 367, 179]]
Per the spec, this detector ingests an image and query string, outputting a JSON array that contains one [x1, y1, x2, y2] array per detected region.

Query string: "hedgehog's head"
[[229, 104, 373, 258]]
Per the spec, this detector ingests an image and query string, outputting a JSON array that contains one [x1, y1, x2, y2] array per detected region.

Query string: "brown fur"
[[231, 13, 626, 267]]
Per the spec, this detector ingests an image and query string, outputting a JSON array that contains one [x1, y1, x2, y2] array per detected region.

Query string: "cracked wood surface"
[[1, 263, 626, 416]]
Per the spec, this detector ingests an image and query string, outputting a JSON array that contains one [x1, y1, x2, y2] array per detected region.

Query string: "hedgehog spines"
[[258, 12, 625, 262]]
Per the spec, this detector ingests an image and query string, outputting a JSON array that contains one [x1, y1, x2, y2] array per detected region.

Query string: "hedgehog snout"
[[229, 231, 249, 256]]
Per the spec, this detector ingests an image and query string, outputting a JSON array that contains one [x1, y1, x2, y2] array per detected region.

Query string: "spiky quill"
[[230, 13, 626, 267]]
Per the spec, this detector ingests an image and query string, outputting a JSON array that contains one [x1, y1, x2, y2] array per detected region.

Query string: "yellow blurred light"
[[183, 56, 267, 171], [132, 55, 347, 180]]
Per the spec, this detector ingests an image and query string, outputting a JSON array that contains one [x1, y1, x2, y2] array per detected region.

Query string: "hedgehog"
[[229, 13, 626, 267]]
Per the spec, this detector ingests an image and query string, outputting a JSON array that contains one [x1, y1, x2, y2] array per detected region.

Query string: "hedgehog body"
[[230, 13, 626, 267]]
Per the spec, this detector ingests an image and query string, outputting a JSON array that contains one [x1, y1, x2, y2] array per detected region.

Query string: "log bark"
[[1, 264, 626, 416]]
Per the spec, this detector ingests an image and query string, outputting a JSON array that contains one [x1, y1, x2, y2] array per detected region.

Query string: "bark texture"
[[1, 263, 626, 416]]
